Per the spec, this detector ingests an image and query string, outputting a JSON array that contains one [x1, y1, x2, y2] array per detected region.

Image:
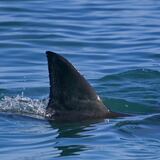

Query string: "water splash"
[[0, 95, 48, 118]]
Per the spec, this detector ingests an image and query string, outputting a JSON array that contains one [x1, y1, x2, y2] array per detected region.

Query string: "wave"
[[115, 113, 160, 127], [100, 69, 160, 81], [113, 113, 160, 139], [98, 69, 160, 110]]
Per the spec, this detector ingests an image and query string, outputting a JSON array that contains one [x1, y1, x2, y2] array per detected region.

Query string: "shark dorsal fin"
[[46, 51, 110, 119]]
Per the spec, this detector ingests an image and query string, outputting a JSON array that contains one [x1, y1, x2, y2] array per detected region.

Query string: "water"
[[0, 0, 160, 159]]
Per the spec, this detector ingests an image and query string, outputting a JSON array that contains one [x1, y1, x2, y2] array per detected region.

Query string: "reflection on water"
[[49, 120, 103, 157], [56, 145, 87, 157]]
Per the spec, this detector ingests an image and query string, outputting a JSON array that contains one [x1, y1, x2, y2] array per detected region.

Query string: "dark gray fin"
[[46, 51, 110, 120]]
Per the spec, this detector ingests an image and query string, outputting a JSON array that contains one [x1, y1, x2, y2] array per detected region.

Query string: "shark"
[[45, 51, 128, 122]]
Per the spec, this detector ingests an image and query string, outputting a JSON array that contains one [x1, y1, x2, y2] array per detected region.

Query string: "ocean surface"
[[0, 0, 160, 159]]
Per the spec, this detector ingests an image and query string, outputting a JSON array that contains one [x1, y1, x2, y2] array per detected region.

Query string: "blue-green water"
[[0, 0, 160, 159]]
